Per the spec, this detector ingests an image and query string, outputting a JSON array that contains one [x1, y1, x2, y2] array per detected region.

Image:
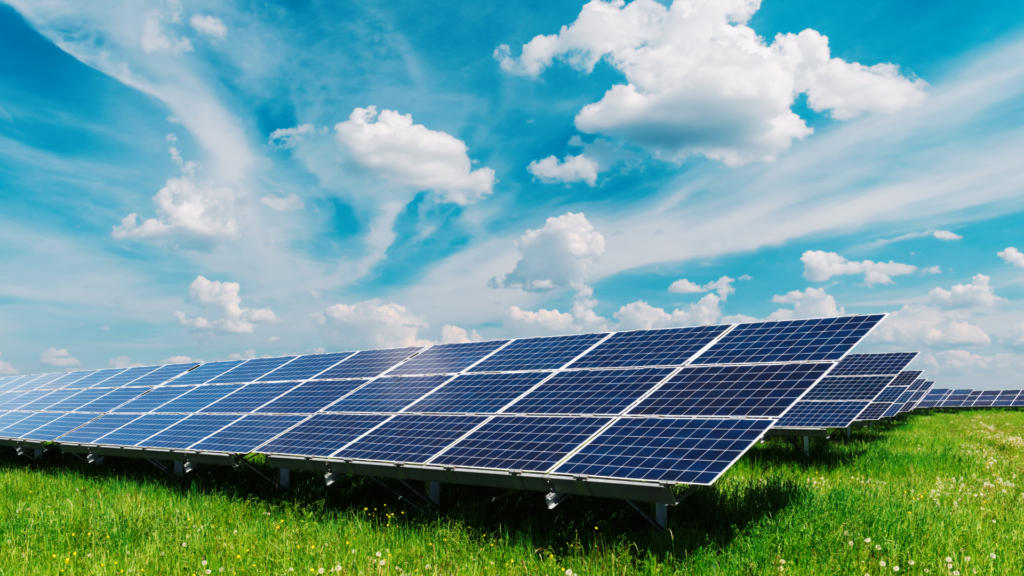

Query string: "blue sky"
[[1, 0, 1023, 388]]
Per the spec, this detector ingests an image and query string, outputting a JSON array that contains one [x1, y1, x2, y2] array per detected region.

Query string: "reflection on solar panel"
[[98, 366, 161, 388], [0, 412, 64, 437], [2, 390, 52, 410], [693, 315, 884, 365], [140, 414, 240, 449], [829, 353, 917, 376], [111, 386, 197, 413], [0, 411, 32, 431], [154, 385, 246, 413], [629, 363, 830, 418], [77, 368, 128, 388], [569, 326, 728, 369], [314, 347, 423, 380], [256, 352, 354, 382], [941, 389, 974, 407], [191, 415, 307, 453], [556, 417, 775, 485], [405, 373, 548, 414], [74, 387, 150, 413], [258, 414, 389, 457], [0, 392, 28, 411], [99, 415, 187, 446], [856, 402, 892, 421], [776, 401, 870, 428], [207, 357, 297, 384], [255, 380, 369, 414], [432, 416, 609, 472], [22, 413, 96, 441], [57, 414, 140, 444], [340, 415, 487, 462], [168, 361, 246, 386], [44, 388, 112, 412], [199, 382, 300, 413], [327, 375, 450, 413], [25, 373, 66, 390], [19, 390, 76, 411], [48, 370, 96, 389], [469, 334, 608, 372], [128, 363, 199, 387], [800, 375, 896, 401], [11, 375, 44, 391], [506, 368, 672, 415], [390, 341, 509, 376]]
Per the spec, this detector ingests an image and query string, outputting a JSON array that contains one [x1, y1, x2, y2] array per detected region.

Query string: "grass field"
[[0, 409, 1021, 575]]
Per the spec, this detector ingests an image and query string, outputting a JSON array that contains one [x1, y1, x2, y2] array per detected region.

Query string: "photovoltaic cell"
[[255, 352, 355, 382], [504, 368, 673, 415], [916, 389, 950, 409], [775, 401, 870, 428], [0, 412, 64, 437], [1011, 393, 1024, 407], [629, 363, 830, 418], [800, 375, 895, 401], [191, 415, 307, 453], [390, 341, 509, 375], [258, 414, 389, 457], [17, 389, 76, 411], [313, 347, 423, 380], [555, 417, 774, 485], [199, 382, 301, 413], [468, 334, 608, 373], [125, 363, 199, 387], [963, 390, 984, 406], [993, 390, 1020, 407], [153, 384, 246, 413], [139, 414, 241, 449], [1, 390, 51, 411], [97, 414, 186, 446], [0, 392, 28, 411], [0, 411, 33, 432], [98, 365, 161, 387], [57, 414, 141, 444], [49, 370, 96, 389], [73, 387, 150, 413], [168, 361, 246, 386], [326, 375, 450, 413], [404, 373, 549, 414], [42, 388, 109, 412], [874, 386, 909, 403], [339, 415, 486, 462], [693, 315, 884, 365], [22, 413, 97, 441], [255, 380, 369, 414], [76, 368, 128, 388], [25, 373, 67, 390], [206, 356, 297, 384], [569, 325, 728, 369], [432, 416, 610, 472], [111, 386, 198, 413], [890, 371, 924, 386], [10, 376, 45, 391], [856, 402, 892, 421], [829, 352, 918, 376]]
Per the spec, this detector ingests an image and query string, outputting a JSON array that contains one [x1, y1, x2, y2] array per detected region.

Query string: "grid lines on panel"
[[73, 388, 151, 413], [856, 402, 892, 421], [255, 380, 369, 414], [22, 413, 98, 441], [2, 390, 54, 411], [191, 415, 307, 453], [313, 347, 423, 380], [111, 386, 197, 413], [78, 369, 129, 388], [338, 415, 487, 463], [43, 389, 111, 412], [0, 412, 64, 438], [18, 389, 78, 411], [404, 373, 548, 414], [874, 386, 909, 403], [258, 414, 389, 457], [829, 353, 917, 376], [30, 373, 73, 390], [255, 352, 355, 382], [390, 341, 509, 376], [569, 325, 728, 369], [800, 375, 895, 401], [139, 414, 241, 449], [555, 418, 774, 485], [0, 392, 29, 411], [775, 401, 870, 428], [1010, 392, 1024, 407], [0, 411, 33, 432], [96, 366, 160, 388], [57, 414, 140, 444], [49, 371, 97, 389], [468, 334, 608, 373], [692, 315, 884, 365], [127, 363, 199, 387], [199, 382, 302, 413], [168, 361, 245, 386], [326, 375, 450, 413], [889, 371, 924, 386], [206, 357, 296, 385], [993, 390, 1020, 407], [504, 368, 673, 415], [916, 389, 950, 409], [153, 385, 246, 413], [97, 415, 186, 446]]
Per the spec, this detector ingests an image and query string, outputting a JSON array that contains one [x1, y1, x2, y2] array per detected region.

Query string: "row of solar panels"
[[916, 388, 1024, 409]]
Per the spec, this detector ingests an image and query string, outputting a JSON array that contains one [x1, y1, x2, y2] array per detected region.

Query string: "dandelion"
[[319, 569, 325, 574], [379, 560, 386, 567], [990, 553, 997, 559], [849, 541, 854, 546], [893, 567, 899, 572], [182, 543, 187, 548], [202, 561, 208, 566], [875, 545, 881, 551], [780, 559, 785, 564], [206, 571, 211, 575], [865, 538, 871, 543], [425, 565, 431, 570], [965, 556, 971, 562], [376, 552, 382, 558], [880, 561, 886, 567], [566, 570, 573, 576], [946, 558, 953, 562], [909, 561, 915, 566], [351, 550, 356, 554]]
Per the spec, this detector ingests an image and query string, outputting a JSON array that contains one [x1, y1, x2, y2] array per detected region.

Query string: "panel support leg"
[[624, 500, 665, 533], [426, 481, 440, 508], [845, 427, 851, 440], [278, 468, 290, 490], [33, 449, 43, 460], [174, 460, 184, 477], [544, 491, 570, 510], [651, 502, 668, 529], [802, 436, 810, 457]]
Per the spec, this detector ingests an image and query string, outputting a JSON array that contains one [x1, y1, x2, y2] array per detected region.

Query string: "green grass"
[[0, 410, 1022, 575]]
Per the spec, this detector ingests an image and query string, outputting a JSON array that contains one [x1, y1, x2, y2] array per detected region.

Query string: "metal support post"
[[34, 449, 43, 460], [278, 468, 290, 489], [544, 491, 570, 510], [174, 460, 184, 477], [845, 427, 851, 440], [426, 481, 440, 507], [651, 502, 668, 529], [803, 436, 810, 457], [625, 500, 665, 532]]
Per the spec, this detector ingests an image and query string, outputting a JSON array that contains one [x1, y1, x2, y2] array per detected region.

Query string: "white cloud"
[[268, 124, 316, 149], [141, 9, 192, 55], [496, 0, 925, 166], [40, 347, 80, 368], [266, 336, 281, 343], [315, 299, 430, 348], [109, 356, 144, 368], [933, 230, 962, 240], [921, 349, 1024, 373], [1004, 323, 1024, 350], [768, 287, 844, 320], [189, 14, 227, 39], [227, 349, 257, 360], [801, 250, 918, 286], [260, 194, 304, 212], [0, 352, 18, 376], [921, 265, 942, 275], [440, 325, 483, 344], [614, 293, 722, 330], [504, 285, 608, 336], [174, 276, 278, 334], [928, 274, 1005, 309], [998, 247, 1024, 269], [871, 304, 990, 347], [669, 276, 737, 300], [492, 212, 605, 291], [668, 279, 703, 294], [527, 154, 599, 186], [334, 106, 495, 205], [161, 355, 195, 364]]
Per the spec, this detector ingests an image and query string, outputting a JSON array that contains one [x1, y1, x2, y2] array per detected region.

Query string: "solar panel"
[[325, 375, 450, 413], [0, 412, 64, 438], [313, 347, 423, 379], [199, 382, 301, 413], [993, 390, 1020, 407], [0, 392, 29, 411], [17, 389, 75, 411], [555, 417, 775, 485], [21, 413, 97, 441], [98, 414, 187, 446], [257, 414, 389, 457], [629, 363, 830, 418], [390, 341, 509, 376], [191, 415, 307, 453], [829, 352, 918, 376], [775, 401, 870, 428], [403, 372, 549, 414], [964, 390, 984, 406], [468, 334, 608, 372], [76, 368, 129, 388], [692, 315, 885, 365], [254, 380, 369, 414], [890, 371, 924, 386], [44, 388, 113, 412], [10, 375, 45, 391], [167, 361, 246, 386], [0, 411, 33, 431], [25, 373, 67, 390], [916, 388, 950, 409], [800, 375, 896, 401], [97, 365, 161, 388], [881, 398, 910, 418], [206, 356, 297, 384], [255, 352, 355, 382], [856, 402, 892, 421], [139, 414, 241, 449], [431, 416, 610, 472], [338, 415, 487, 462], [48, 370, 97, 389], [504, 368, 673, 415], [1, 390, 52, 411], [874, 386, 909, 403], [125, 363, 199, 387], [73, 387, 150, 413], [569, 325, 728, 369], [56, 414, 141, 444], [0, 376, 31, 391], [152, 384, 246, 413], [110, 386, 198, 413], [1011, 392, 1024, 407]]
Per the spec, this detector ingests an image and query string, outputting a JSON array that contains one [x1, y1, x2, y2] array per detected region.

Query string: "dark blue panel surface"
[[313, 347, 423, 380], [258, 414, 389, 456], [964, 390, 984, 406], [0, 412, 64, 437], [569, 325, 728, 369], [167, 361, 246, 386], [692, 315, 884, 365], [390, 341, 509, 375], [98, 415, 186, 446], [191, 415, 307, 453], [433, 416, 609, 472], [327, 375, 449, 413], [1011, 393, 1024, 407], [256, 352, 355, 382], [56, 414, 140, 444], [22, 413, 97, 441], [555, 418, 773, 485], [44, 388, 111, 412], [74, 387, 150, 413], [140, 415, 241, 449], [110, 386, 198, 413], [800, 375, 895, 401], [916, 389, 950, 409], [874, 386, 909, 402], [153, 385, 246, 413], [255, 380, 369, 414], [405, 373, 548, 414], [856, 402, 892, 421], [629, 363, 830, 418], [97, 366, 161, 387], [506, 368, 673, 415], [775, 401, 870, 428], [339, 415, 486, 462], [993, 390, 1020, 407], [889, 371, 924, 386], [206, 357, 297, 384], [468, 334, 608, 373], [125, 363, 199, 387], [200, 382, 301, 413], [76, 368, 129, 388], [829, 353, 918, 376]]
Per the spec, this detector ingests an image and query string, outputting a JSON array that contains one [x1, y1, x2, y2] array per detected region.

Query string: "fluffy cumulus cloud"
[[268, 124, 316, 149], [314, 299, 431, 348], [933, 230, 962, 241], [928, 274, 1005, 309], [40, 347, 80, 368], [161, 355, 195, 364], [505, 285, 608, 336], [768, 287, 844, 320], [334, 106, 495, 205], [174, 276, 277, 334], [141, 6, 192, 55], [260, 194, 304, 212], [668, 276, 736, 300], [109, 356, 144, 368], [527, 154, 600, 186], [1004, 324, 1024, 349], [492, 212, 605, 291], [614, 294, 722, 330], [189, 14, 227, 39], [871, 305, 991, 347], [999, 247, 1024, 269], [440, 325, 483, 344], [801, 250, 918, 286], [921, 350, 1024, 374], [496, 0, 926, 166], [0, 352, 18, 376]]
